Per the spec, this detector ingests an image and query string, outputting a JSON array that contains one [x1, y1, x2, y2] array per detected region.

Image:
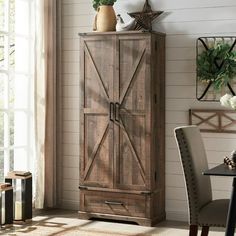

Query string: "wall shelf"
[[189, 109, 236, 133]]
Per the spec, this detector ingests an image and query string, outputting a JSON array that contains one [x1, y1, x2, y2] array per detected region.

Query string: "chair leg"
[[201, 226, 209, 236], [189, 225, 198, 236]]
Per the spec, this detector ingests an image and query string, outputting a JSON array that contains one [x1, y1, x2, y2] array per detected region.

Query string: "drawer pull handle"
[[105, 201, 123, 206]]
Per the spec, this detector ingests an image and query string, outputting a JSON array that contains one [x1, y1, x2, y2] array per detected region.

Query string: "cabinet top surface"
[[79, 30, 165, 37]]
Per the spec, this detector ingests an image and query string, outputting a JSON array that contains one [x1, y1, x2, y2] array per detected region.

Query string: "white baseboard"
[[166, 211, 188, 222]]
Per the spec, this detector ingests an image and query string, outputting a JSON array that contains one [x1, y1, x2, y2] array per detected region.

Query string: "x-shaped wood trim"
[[119, 116, 146, 183], [119, 46, 146, 105], [191, 112, 218, 129], [84, 123, 109, 181], [189, 109, 236, 133], [84, 42, 110, 101]]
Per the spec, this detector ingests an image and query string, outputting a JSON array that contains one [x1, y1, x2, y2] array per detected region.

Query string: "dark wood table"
[[203, 163, 236, 236]]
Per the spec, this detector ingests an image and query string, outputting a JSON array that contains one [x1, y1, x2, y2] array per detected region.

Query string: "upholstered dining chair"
[[174, 126, 229, 236]]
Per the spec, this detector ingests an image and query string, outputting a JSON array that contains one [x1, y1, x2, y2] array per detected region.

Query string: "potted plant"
[[197, 42, 236, 91], [92, 0, 117, 32]]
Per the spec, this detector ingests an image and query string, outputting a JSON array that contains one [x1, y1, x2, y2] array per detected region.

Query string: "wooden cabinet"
[[79, 31, 165, 226]]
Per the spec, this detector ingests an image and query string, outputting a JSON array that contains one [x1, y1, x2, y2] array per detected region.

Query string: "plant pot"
[[96, 5, 116, 32]]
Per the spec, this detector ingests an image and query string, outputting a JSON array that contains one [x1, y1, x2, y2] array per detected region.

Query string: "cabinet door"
[[114, 36, 151, 190], [80, 36, 115, 188]]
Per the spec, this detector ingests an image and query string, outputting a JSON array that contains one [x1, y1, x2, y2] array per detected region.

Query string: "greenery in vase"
[[93, 0, 117, 11], [197, 42, 236, 91]]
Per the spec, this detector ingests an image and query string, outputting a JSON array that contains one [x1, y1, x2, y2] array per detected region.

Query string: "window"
[[0, 0, 34, 181]]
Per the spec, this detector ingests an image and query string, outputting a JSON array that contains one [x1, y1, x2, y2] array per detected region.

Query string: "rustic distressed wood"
[[114, 35, 150, 191], [80, 35, 115, 189], [79, 31, 165, 226], [80, 190, 146, 218], [78, 211, 156, 227], [189, 109, 236, 133]]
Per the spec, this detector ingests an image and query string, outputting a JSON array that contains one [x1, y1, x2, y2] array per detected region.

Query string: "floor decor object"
[[196, 37, 236, 101], [0, 183, 13, 227], [5, 172, 32, 223], [79, 31, 165, 226]]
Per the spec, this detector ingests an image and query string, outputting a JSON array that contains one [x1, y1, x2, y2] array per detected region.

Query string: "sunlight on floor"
[[0, 210, 226, 236]]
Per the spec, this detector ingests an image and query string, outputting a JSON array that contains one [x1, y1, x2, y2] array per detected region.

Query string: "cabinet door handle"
[[78, 185, 88, 190], [115, 102, 120, 122], [105, 200, 123, 206], [110, 102, 114, 121]]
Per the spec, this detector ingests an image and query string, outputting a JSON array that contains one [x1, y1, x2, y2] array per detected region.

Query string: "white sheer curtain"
[[34, 0, 58, 209]]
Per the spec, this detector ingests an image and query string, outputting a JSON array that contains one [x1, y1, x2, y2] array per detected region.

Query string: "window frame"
[[0, 0, 34, 180]]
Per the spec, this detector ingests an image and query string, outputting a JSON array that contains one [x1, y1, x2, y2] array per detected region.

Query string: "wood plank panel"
[[154, 20, 236, 35], [80, 190, 147, 218], [115, 36, 151, 191], [80, 36, 115, 188], [156, 0, 236, 9], [161, 7, 236, 23]]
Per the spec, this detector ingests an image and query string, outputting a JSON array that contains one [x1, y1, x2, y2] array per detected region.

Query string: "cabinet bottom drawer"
[[80, 190, 147, 218]]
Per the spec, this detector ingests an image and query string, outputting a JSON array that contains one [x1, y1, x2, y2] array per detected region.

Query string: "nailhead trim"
[[175, 128, 199, 225], [199, 223, 226, 227], [175, 127, 226, 228]]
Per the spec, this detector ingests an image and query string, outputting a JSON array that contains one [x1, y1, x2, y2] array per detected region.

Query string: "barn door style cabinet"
[[79, 31, 165, 226]]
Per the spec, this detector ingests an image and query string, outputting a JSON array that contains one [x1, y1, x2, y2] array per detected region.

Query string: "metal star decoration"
[[128, 0, 163, 31]]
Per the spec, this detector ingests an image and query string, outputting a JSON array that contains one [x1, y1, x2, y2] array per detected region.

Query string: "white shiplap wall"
[[60, 0, 236, 221]]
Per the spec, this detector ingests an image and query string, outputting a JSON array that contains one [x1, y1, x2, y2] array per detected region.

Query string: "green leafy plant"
[[93, 0, 117, 11], [197, 42, 236, 91]]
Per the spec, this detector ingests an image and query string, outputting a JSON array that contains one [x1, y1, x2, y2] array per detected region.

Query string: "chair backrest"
[[174, 125, 212, 224]]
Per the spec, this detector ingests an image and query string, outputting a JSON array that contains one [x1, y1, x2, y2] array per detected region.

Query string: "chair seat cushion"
[[198, 199, 229, 227]]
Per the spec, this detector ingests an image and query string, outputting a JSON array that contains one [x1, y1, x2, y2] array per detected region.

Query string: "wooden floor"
[[0, 209, 226, 235]]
